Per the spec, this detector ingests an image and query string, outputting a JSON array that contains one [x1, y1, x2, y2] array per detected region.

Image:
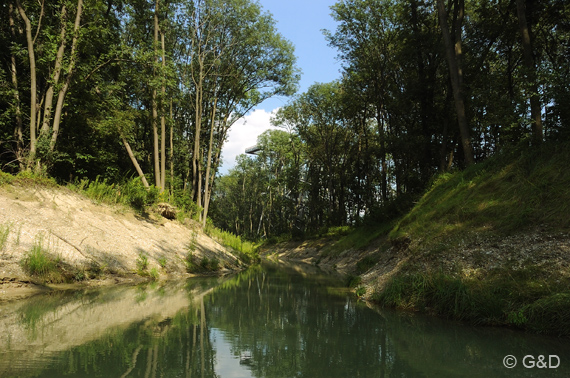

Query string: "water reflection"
[[0, 263, 569, 377]]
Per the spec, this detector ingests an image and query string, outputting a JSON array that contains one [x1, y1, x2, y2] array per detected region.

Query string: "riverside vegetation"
[[264, 141, 570, 337], [1, 0, 570, 336], [0, 171, 259, 289]]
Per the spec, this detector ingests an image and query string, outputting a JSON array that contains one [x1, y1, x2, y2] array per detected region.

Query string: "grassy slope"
[[390, 141, 570, 246], [328, 141, 570, 336]]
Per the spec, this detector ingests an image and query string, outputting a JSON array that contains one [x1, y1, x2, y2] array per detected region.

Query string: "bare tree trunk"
[[153, 0, 161, 188], [436, 0, 474, 165], [41, 5, 67, 140], [121, 135, 150, 188], [170, 99, 174, 194], [50, 0, 83, 151], [516, 0, 542, 144], [192, 67, 203, 207], [9, 3, 24, 170], [202, 97, 217, 226], [16, 0, 39, 167], [160, 31, 167, 190]]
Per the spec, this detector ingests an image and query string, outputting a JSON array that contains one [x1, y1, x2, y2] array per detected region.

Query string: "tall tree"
[[436, 0, 474, 165], [515, 0, 542, 144]]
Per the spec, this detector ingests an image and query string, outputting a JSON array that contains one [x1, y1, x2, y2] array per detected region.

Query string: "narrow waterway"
[[0, 262, 568, 377]]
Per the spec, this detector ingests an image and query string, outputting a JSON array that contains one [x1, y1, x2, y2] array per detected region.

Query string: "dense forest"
[[1, 0, 569, 241], [210, 0, 570, 240], [0, 0, 299, 225]]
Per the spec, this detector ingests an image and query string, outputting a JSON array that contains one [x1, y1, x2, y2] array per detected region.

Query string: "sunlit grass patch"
[[322, 222, 393, 258], [205, 223, 258, 264], [389, 141, 570, 251], [21, 235, 63, 282]]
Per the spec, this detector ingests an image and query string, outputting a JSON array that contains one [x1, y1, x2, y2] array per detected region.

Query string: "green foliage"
[[523, 294, 570, 337], [345, 274, 361, 288], [149, 267, 159, 281], [68, 176, 160, 212], [158, 257, 167, 268], [21, 236, 62, 282], [322, 222, 392, 258], [185, 252, 196, 273], [205, 224, 258, 264], [355, 286, 366, 297], [0, 171, 58, 188], [136, 253, 149, 275], [0, 171, 15, 186], [376, 268, 570, 337]]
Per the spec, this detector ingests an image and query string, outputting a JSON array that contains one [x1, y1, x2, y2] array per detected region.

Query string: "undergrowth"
[[375, 268, 570, 337]]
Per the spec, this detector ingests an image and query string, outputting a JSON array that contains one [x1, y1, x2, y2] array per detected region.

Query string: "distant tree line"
[[210, 0, 570, 240], [0, 0, 299, 225]]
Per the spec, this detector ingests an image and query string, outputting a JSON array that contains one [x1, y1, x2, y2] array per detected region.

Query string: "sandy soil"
[[0, 184, 243, 301]]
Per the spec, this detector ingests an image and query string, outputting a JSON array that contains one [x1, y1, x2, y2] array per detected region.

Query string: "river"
[[0, 262, 568, 377]]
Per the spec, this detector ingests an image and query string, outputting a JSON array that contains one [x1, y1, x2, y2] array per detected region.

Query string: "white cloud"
[[220, 108, 280, 174]]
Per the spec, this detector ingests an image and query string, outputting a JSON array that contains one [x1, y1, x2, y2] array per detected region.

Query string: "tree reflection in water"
[[3, 264, 570, 378]]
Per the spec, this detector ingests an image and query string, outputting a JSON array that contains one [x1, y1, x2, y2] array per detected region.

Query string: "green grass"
[[389, 141, 570, 250], [21, 235, 63, 282], [205, 223, 259, 263], [321, 222, 393, 258], [136, 253, 149, 275], [0, 170, 58, 188], [68, 176, 160, 212], [375, 267, 570, 337], [149, 267, 159, 280], [158, 257, 167, 268]]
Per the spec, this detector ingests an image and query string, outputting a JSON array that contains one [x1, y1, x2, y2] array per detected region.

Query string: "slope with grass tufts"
[[0, 174, 257, 301]]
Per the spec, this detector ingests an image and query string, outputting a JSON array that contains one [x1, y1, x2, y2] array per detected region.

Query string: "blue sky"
[[221, 0, 342, 173]]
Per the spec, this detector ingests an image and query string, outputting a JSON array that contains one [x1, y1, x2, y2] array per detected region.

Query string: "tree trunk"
[[121, 135, 150, 188], [436, 0, 474, 165], [50, 0, 83, 152], [170, 99, 174, 194], [160, 31, 167, 190], [16, 0, 38, 167], [9, 3, 24, 170], [192, 64, 203, 207], [153, 0, 161, 188], [41, 5, 67, 140], [202, 97, 218, 227], [516, 0, 542, 144]]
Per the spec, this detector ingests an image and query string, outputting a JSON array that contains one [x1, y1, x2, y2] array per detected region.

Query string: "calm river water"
[[1, 262, 569, 377]]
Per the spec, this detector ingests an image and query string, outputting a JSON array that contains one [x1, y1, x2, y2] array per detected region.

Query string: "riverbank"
[[0, 181, 249, 301], [261, 142, 570, 337]]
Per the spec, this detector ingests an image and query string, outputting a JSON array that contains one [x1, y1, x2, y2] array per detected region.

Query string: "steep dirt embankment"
[[0, 184, 243, 300]]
